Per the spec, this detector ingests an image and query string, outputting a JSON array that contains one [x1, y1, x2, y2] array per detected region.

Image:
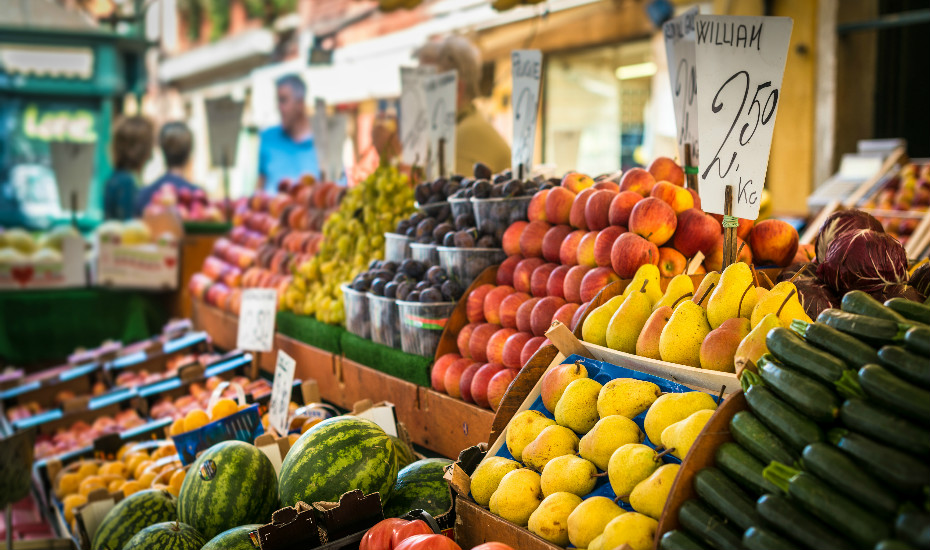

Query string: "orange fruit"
[[79, 476, 105, 496], [124, 452, 149, 475], [183, 409, 210, 432], [210, 398, 238, 420], [119, 480, 144, 497], [301, 418, 322, 433], [108, 479, 123, 492], [168, 469, 186, 496], [133, 460, 154, 480], [99, 462, 126, 477], [238, 403, 250, 411], [136, 472, 157, 487], [287, 433, 300, 446], [151, 443, 176, 459], [76, 462, 98, 479], [169, 417, 186, 436], [57, 473, 81, 497], [63, 494, 87, 523]]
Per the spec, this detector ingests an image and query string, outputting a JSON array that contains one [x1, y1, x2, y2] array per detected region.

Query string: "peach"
[[519, 220, 552, 258], [530, 263, 559, 298], [499, 292, 531, 329], [443, 358, 477, 399], [628, 197, 678, 246], [513, 257, 546, 294], [487, 328, 519, 366], [569, 188, 597, 230], [674, 208, 722, 258], [431, 353, 461, 392], [471, 363, 506, 408], [483, 285, 515, 325], [594, 180, 620, 192], [647, 156, 685, 186], [594, 226, 626, 268], [563, 265, 593, 303], [502, 221, 528, 257], [561, 172, 595, 194], [748, 219, 799, 267], [466, 284, 495, 323], [488, 369, 518, 411], [711, 214, 753, 241], [658, 247, 687, 277], [580, 267, 621, 303], [619, 168, 656, 196], [528, 189, 550, 222], [542, 225, 574, 263], [553, 303, 580, 328], [651, 181, 694, 213], [571, 302, 590, 331], [559, 230, 587, 266], [584, 189, 616, 231], [704, 235, 753, 272], [545, 187, 576, 226], [547, 265, 572, 299], [687, 188, 701, 210], [793, 243, 815, 264], [521, 336, 549, 367], [469, 323, 502, 363], [502, 331, 534, 369], [608, 191, 643, 227], [577, 231, 599, 267], [531, 296, 568, 337], [516, 297, 542, 333], [459, 363, 483, 403], [610, 232, 660, 279], [496, 255, 522, 286]]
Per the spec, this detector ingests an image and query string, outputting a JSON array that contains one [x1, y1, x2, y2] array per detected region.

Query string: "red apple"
[[471, 364, 506, 408], [650, 181, 694, 214], [483, 285, 515, 325], [527, 189, 550, 222], [608, 191, 643, 227], [531, 296, 568, 337], [619, 168, 656, 196], [687, 188, 701, 210], [610, 232, 660, 278], [658, 247, 687, 277], [521, 336, 549, 367], [513, 257, 546, 294], [559, 230, 587, 266], [704, 235, 753, 272], [466, 284, 495, 323], [577, 231, 599, 267], [584, 189, 616, 231], [569, 188, 597, 230], [628, 197, 678, 246], [580, 267, 621, 302], [443, 358, 476, 399], [501, 332, 534, 369], [540, 361, 589, 412], [431, 353, 461, 392], [674, 208, 722, 258], [593, 226, 626, 268], [793, 243, 815, 264], [545, 187, 576, 226], [571, 302, 590, 331], [486, 328, 518, 366], [459, 363, 482, 403], [711, 214, 753, 241], [561, 172, 595, 194], [748, 219, 799, 267], [502, 221, 528, 256], [496, 255, 522, 286], [542, 225, 573, 263], [530, 263, 559, 298], [519, 220, 552, 258], [552, 303, 580, 328], [488, 369, 518, 411], [563, 265, 593, 303], [546, 265, 572, 299], [647, 157, 685, 186], [516, 297, 542, 333], [499, 292, 531, 329], [469, 323, 502, 363], [457, 323, 479, 357]]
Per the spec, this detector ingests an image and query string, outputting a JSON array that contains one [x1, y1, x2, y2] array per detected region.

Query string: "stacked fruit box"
[[858, 161, 930, 247]]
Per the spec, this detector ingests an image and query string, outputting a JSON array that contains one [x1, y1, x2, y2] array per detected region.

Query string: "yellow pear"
[[606, 283, 653, 353], [658, 301, 711, 368], [506, 410, 556, 461], [554, 378, 603, 434], [522, 425, 580, 471], [643, 392, 718, 444], [608, 443, 661, 499], [597, 378, 661, 419], [488, 468, 543, 526], [540, 361, 589, 413], [692, 271, 721, 309], [622, 263, 662, 305], [528, 492, 583, 546], [653, 274, 695, 311], [750, 281, 812, 328], [734, 313, 783, 374], [567, 496, 625, 548], [582, 295, 625, 347], [579, 415, 644, 470], [706, 262, 755, 328], [540, 455, 597, 497], [636, 306, 673, 360], [629, 463, 681, 519], [470, 456, 521, 506], [660, 409, 715, 459], [600, 512, 659, 550], [588, 534, 605, 550]]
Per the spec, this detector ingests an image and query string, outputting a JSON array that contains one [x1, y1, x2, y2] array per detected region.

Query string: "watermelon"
[[391, 435, 416, 469], [201, 523, 263, 550], [91, 489, 176, 550], [279, 417, 398, 507], [383, 458, 453, 518], [122, 521, 206, 550], [177, 441, 278, 539]]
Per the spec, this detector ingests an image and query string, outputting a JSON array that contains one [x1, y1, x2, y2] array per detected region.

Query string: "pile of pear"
[[580, 262, 812, 372], [469, 361, 719, 550]]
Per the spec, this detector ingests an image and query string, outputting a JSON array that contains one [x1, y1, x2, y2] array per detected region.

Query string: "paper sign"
[[268, 350, 297, 436], [664, 7, 700, 167], [424, 70, 457, 178], [313, 98, 330, 179], [695, 15, 793, 220], [236, 288, 277, 352], [325, 113, 347, 181], [400, 67, 431, 166], [511, 50, 542, 177]]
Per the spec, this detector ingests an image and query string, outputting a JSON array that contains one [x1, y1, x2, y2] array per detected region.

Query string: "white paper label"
[[236, 288, 277, 352], [511, 50, 542, 177], [400, 67, 431, 167], [695, 15, 793, 220], [325, 112, 347, 181], [268, 350, 296, 436], [313, 98, 329, 180], [664, 7, 700, 167], [424, 70, 457, 178]]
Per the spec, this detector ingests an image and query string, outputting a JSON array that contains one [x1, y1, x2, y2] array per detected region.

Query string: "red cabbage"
[[909, 263, 930, 297], [777, 262, 816, 282], [870, 283, 925, 303], [816, 229, 908, 294], [815, 209, 884, 262], [794, 276, 840, 319]]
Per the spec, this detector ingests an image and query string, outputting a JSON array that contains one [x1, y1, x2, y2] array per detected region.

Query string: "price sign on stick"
[[268, 350, 296, 436], [325, 113, 347, 181], [694, 15, 793, 220], [237, 288, 277, 352], [400, 67, 431, 166], [313, 98, 330, 179], [511, 50, 542, 178], [663, 7, 700, 168], [424, 70, 457, 178]]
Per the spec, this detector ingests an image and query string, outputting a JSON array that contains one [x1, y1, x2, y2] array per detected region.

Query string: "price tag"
[[268, 350, 296, 436], [236, 288, 277, 352], [400, 67, 431, 166], [695, 15, 793, 220], [511, 49, 542, 177], [325, 113, 347, 181], [313, 98, 330, 179], [663, 7, 700, 167], [424, 70, 457, 178]]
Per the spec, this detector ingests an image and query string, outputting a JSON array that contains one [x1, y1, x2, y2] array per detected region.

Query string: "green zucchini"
[[843, 290, 907, 322], [694, 467, 761, 531], [766, 326, 848, 383], [790, 319, 881, 368], [729, 410, 798, 466], [763, 462, 891, 548], [840, 398, 930, 455], [757, 354, 840, 422], [886, 298, 930, 325], [858, 364, 930, 421], [660, 530, 711, 550], [801, 442, 899, 518], [715, 442, 780, 496], [742, 526, 801, 550], [817, 308, 910, 343], [756, 493, 856, 550], [875, 540, 919, 550], [904, 326, 930, 357], [678, 499, 745, 550], [742, 371, 825, 451], [895, 511, 930, 550], [829, 429, 930, 493], [879, 346, 930, 388]]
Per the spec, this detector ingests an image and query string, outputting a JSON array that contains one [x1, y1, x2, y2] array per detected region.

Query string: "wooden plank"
[[191, 298, 238, 351], [339, 358, 428, 445], [418, 388, 495, 460], [455, 498, 561, 550], [844, 146, 907, 207], [273, 335, 344, 407], [174, 234, 221, 319]]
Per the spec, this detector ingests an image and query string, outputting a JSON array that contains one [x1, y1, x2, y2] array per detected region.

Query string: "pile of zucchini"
[[660, 290, 930, 550]]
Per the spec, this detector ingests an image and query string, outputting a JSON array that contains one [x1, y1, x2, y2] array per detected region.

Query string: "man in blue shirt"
[[258, 74, 320, 192]]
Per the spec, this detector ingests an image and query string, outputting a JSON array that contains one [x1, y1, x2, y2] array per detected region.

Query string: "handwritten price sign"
[[237, 288, 277, 352], [695, 15, 793, 220], [400, 67, 431, 167], [268, 350, 296, 436], [511, 50, 542, 177], [664, 7, 699, 167], [313, 99, 330, 178], [425, 70, 457, 178]]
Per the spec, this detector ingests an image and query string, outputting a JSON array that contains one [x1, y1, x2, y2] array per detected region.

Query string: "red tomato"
[[393, 534, 463, 550], [390, 520, 434, 546], [360, 518, 410, 550], [472, 544, 515, 550]]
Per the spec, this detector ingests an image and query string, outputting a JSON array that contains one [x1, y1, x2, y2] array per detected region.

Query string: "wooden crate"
[[455, 498, 561, 550], [191, 298, 238, 351], [415, 388, 495, 459]]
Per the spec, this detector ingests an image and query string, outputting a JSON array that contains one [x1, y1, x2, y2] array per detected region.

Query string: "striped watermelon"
[[279, 417, 398, 506], [383, 458, 453, 518], [121, 521, 206, 550], [391, 435, 416, 469], [91, 489, 176, 550], [201, 524, 262, 550], [177, 441, 278, 539]]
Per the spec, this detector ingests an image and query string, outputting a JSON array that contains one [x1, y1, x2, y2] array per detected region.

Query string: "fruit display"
[[112, 351, 221, 388], [284, 166, 416, 323], [92, 489, 179, 550], [149, 375, 270, 434], [0, 225, 82, 263], [860, 161, 930, 244], [661, 291, 930, 550], [350, 260, 463, 303], [33, 409, 147, 459], [143, 183, 227, 222]]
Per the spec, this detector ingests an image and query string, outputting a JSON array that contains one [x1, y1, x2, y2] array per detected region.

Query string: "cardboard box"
[[95, 239, 179, 290], [0, 235, 85, 290]]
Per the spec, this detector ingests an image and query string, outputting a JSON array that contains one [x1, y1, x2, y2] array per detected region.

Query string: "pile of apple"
[[5, 383, 107, 423], [143, 184, 226, 222], [147, 375, 270, 423], [862, 162, 930, 244], [33, 409, 146, 459]]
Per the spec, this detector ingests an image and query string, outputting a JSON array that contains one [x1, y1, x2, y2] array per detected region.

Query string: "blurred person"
[[258, 74, 320, 192], [134, 121, 201, 216], [103, 115, 154, 220]]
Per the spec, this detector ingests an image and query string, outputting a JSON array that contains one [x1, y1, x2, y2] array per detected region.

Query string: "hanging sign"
[[424, 70, 457, 178], [400, 67, 431, 166], [313, 98, 330, 179], [511, 49, 542, 177], [236, 288, 277, 352], [663, 7, 699, 167], [695, 15, 793, 220], [268, 350, 296, 436]]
